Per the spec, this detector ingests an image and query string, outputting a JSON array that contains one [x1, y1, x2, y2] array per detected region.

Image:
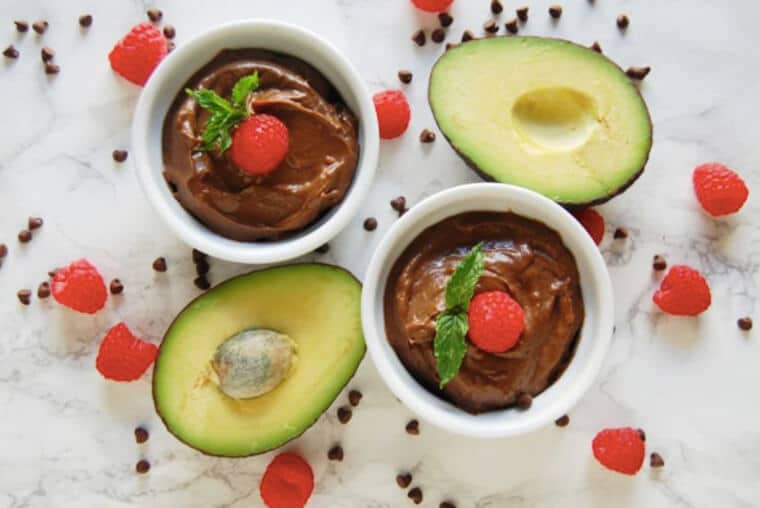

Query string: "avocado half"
[[153, 263, 365, 457], [429, 36, 653, 206]]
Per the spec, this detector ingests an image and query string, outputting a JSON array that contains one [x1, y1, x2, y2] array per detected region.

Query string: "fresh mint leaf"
[[444, 242, 484, 311], [185, 88, 233, 115], [434, 311, 469, 388], [231, 72, 259, 107]]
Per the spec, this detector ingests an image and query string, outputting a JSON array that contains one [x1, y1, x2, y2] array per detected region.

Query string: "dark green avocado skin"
[[429, 36, 654, 209]]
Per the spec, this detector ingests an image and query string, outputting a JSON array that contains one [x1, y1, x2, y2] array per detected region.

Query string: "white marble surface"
[[1, 0, 759, 506]]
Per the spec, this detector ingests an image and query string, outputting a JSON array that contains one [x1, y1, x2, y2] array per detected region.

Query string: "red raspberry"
[[230, 114, 289, 175], [653, 265, 711, 316], [260, 453, 314, 508], [52, 259, 107, 314], [411, 0, 455, 12], [96, 322, 158, 382], [693, 163, 749, 216], [108, 22, 168, 86], [373, 90, 411, 140], [467, 291, 525, 353], [572, 208, 604, 245], [592, 427, 646, 475]]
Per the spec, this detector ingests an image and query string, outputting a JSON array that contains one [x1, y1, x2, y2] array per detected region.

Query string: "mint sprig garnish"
[[434, 242, 484, 388], [185, 72, 259, 153]]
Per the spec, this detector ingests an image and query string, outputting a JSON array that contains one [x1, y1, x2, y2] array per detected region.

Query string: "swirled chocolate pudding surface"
[[384, 212, 584, 414], [162, 49, 359, 241]]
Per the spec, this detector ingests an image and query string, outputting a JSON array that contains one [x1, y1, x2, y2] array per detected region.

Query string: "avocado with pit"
[[429, 36, 652, 206], [153, 264, 365, 457]]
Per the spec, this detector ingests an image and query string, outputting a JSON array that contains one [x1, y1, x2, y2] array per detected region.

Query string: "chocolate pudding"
[[162, 49, 359, 241], [383, 212, 584, 414]]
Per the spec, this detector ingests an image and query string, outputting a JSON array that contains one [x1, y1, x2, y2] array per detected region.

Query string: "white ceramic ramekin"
[[132, 20, 378, 264], [362, 183, 614, 438]]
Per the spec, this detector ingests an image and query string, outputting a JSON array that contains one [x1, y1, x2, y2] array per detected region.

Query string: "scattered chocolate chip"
[[438, 12, 454, 28], [32, 21, 48, 34], [405, 419, 420, 435], [44, 63, 60, 75], [18, 230, 32, 243], [109, 278, 124, 295], [14, 20, 29, 33], [505, 18, 519, 34], [412, 29, 426, 46], [135, 459, 150, 474], [637, 428, 646, 442], [617, 14, 630, 29], [37, 281, 50, 299], [152, 257, 167, 272], [112, 149, 128, 162], [135, 427, 149, 444], [0, 244, 7, 258], [17, 289, 31, 305], [195, 258, 210, 275], [363, 217, 378, 231], [396, 472, 412, 488], [194, 276, 210, 290], [28, 217, 43, 230], [431, 27, 446, 43], [192, 249, 207, 264], [650, 452, 665, 468], [516, 6, 529, 21], [613, 227, 628, 239], [555, 414, 570, 427], [626, 66, 651, 80], [445, 42, 456, 51], [41, 47, 55, 62], [408, 487, 423, 505], [48, 268, 59, 278], [327, 445, 344, 461], [491, 0, 503, 14], [440, 502, 456, 508], [590, 41, 603, 53], [738, 317, 753, 331], [548, 5, 563, 19], [146, 8, 163, 22], [398, 70, 413, 84], [3, 45, 19, 59], [420, 129, 436, 143], [163, 25, 175, 39], [483, 19, 499, 33], [78, 15, 93, 28], [167, 41, 175, 53], [315, 243, 330, 254], [461, 30, 475, 42], [516, 392, 533, 410], [653, 255, 667, 271], [337, 406, 352, 424], [348, 389, 362, 406], [390, 196, 407, 212]]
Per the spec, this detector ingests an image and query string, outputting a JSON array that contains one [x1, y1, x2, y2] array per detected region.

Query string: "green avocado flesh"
[[429, 37, 653, 205], [153, 264, 365, 457]]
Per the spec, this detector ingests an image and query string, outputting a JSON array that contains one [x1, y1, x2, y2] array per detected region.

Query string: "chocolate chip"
[[28, 217, 43, 230], [167, 41, 175, 53], [163, 25, 175, 39], [650, 452, 665, 468], [396, 472, 412, 488], [14, 20, 29, 33], [109, 278, 124, 295], [617, 14, 630, 29], [337, 406, 352, 424], [78, 15, 93, 28], [412, 29, 426, 46], [408, 487, 423, 504], [461, 30, 475, 42], [738, 317, 753, 331], [363, 217, 378, 231], [590, 41, 603, 53], [41, 47, 55, 62], [516, 392, 533, 410], [491, 0, 503, 14], [398, 70, 413, 84], [483, 19, 499, 33], [192, 249, 208, 264], [0, 244, 7, 258], [516, 6, 529, 21], [438, 12, 454, 28], [44, 63, 60, 75], [505, 18, 519, 34], [405, 419, 420, 435], [327, 445, 344, 461], [3, 45, 19, 59], [146, 8, 163, 22], [637, 428, 646, 442], [112, 149, 128, 162], [549, 5, 563, 19], [135, 459, 150, 474], [613, 227, 628, 239], [48, 268, 59, 278], [420, 129, 436, 143], [626, 66, 651, 80], [32, 21, 48, 34], [653, 255, 667, 271], [194, 276, 211, 290], [135, 427, 149, 444], [37, 281, 50, 299], [440, 502, 456, 508], [195, 258, 210, 275], [18, 230, 32, 243], [17, 289, 31, 305], [390, 196, 407, 212], [152, 257, 167, 272], [348, 389, 362, 406], [431, 28, 446, 43], [315, 243, 330, 254], [445, 42, 456, 51], [555, 414, 570, 427]]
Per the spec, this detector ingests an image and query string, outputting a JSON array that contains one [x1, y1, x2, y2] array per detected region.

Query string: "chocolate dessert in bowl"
[[362, 183, 613, 437]]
